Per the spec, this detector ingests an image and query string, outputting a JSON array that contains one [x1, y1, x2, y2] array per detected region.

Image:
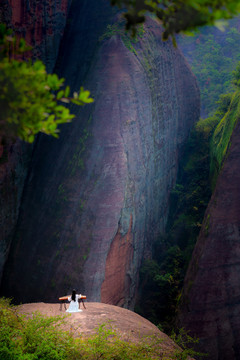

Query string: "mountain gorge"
[[4, 2, 240, 360], [0, 0, 200, 307]]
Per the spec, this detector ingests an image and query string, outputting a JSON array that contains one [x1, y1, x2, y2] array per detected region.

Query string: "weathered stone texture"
[[179, 120, 240, 360], [101, 215, 134, 307], [8, 0, 71, 71], [0, 0, 11, 23], [0, 10, 199, 308]]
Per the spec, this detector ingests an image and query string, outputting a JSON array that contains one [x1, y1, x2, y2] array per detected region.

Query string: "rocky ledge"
[[17, 302, 181, 358]]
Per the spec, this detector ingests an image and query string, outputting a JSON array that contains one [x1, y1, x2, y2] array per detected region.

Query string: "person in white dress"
[[66, 289, 82, 312]]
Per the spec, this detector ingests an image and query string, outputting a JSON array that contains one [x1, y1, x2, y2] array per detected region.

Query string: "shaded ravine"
[[179, 119, 240, 360]]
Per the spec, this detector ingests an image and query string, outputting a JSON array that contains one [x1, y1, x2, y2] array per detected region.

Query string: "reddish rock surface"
[[101, 215, 134, 306], [6, 0, 71, 71], [0, 10, 199, 308], [179, 120, 240, 360]]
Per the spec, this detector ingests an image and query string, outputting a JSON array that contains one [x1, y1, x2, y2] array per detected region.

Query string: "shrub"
[[0, 297, 197, 360]]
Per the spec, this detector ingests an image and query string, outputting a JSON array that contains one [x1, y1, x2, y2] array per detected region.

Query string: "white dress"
[[66, 294, 82, 312]]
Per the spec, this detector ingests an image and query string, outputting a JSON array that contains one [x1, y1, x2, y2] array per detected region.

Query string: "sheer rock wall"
[[0, 1, 200, 307], [0, 140, 31, 283]]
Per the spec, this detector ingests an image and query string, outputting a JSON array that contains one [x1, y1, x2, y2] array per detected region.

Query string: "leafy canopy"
[[111, 0, 240, 39], [0, 24, 93, 143], [232, 61, 240, 87]]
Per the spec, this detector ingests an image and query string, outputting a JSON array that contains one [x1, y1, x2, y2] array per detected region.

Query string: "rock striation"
[[179, 120, 240, 360], [0, 1, 200, 307], [6, 0, 71, 72]]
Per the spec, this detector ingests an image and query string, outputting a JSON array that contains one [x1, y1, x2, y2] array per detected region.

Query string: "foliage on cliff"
[[0, 298, 198, 360], [0, 24, 93, 143], [112, 0, 240, 39], [199, 61, 240, 185], [210, 92, 240, 186], [178, 17, 240, 117], [2, 1, 240, 142]]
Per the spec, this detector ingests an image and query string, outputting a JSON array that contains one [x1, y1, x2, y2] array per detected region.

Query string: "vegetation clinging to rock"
[[210, 91, 240, 186]]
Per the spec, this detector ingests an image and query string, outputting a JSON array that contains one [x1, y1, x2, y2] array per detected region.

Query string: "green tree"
[[0, 24, 93, 143], [178, 18, 240, 117], [232, 60, 240, 87]]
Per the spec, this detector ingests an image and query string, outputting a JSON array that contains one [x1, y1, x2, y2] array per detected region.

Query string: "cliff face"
[[2, 1, 199, 308], [0, 2, 200, 307], [179, 119, 240, 359], [0, 140, 32, 284], [5, 0, 71, 72], [0, 0, 71, 284]]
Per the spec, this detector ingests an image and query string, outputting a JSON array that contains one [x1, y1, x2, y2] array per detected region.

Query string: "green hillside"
[[178, 17, 240, 117]]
